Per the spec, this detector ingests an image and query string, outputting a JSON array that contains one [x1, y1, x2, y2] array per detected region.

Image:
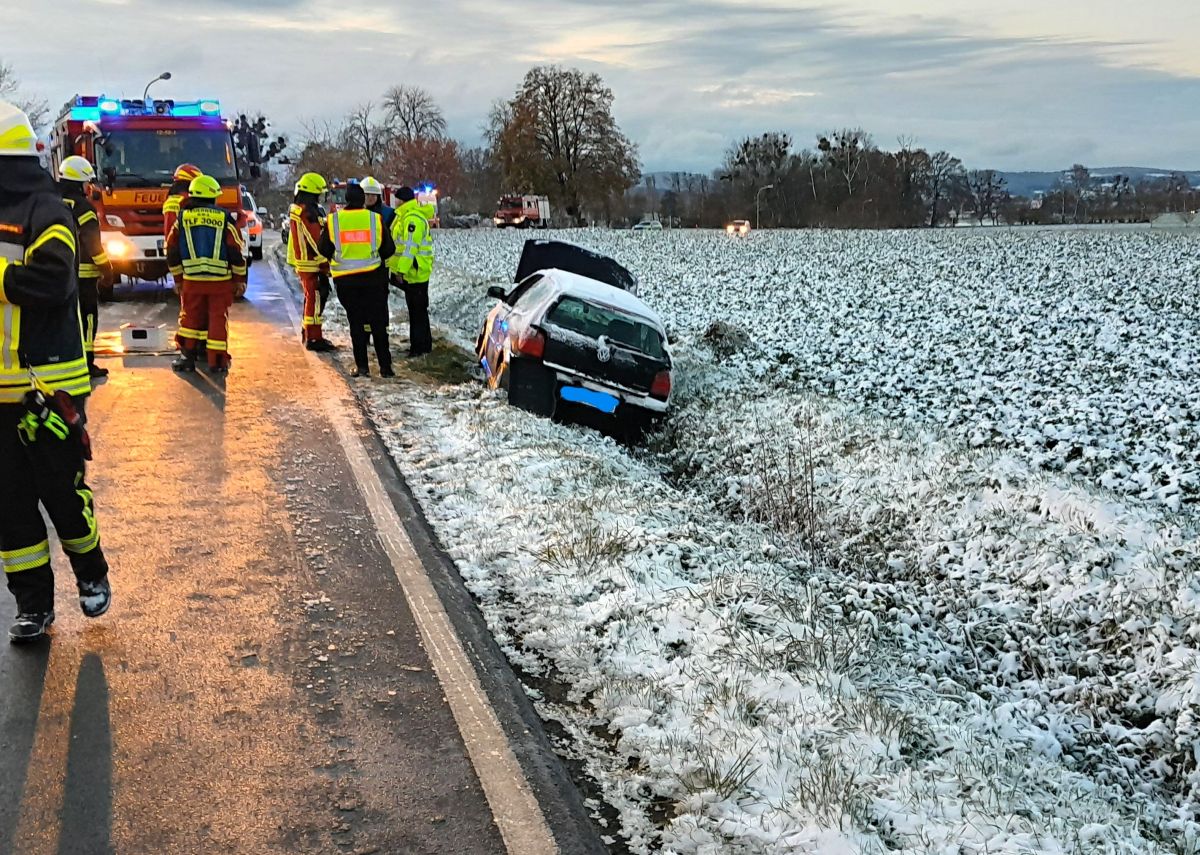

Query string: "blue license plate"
[[560, 385, 619, 414]]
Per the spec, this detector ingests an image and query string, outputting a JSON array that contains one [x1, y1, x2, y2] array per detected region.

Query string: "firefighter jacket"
[[318, 208, 395, 280], [287, 199, 327, 273], [0, 157, 91, 404], [162, 179, 190, 240], [388, 199, 436, 285], [165, 198, 247, 283], [60, 185, 110, 282]]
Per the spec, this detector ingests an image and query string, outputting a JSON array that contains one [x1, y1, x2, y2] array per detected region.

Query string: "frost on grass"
[[351, 227, 1200, 853]]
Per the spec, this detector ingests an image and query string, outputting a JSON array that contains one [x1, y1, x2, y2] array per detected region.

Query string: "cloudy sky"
[[5, 0, 1197, 172]]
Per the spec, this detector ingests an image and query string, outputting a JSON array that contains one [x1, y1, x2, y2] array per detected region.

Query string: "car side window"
[[507, 273, 544, 305]]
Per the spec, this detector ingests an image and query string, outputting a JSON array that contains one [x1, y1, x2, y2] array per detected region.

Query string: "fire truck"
[[49, 95, 245, 298], [494, 195, 551, 228], [327, 180, 441, 226]]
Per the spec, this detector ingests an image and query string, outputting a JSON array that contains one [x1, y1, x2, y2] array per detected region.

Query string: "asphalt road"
[[0, 243, 603, 855]]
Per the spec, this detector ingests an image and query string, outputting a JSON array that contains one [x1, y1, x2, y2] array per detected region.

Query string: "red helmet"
[[173, 163, 203, 182]]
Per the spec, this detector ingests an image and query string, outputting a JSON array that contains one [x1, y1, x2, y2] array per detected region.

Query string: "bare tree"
[[968, 169, 1007, 225], [339, 102, 388, 172], [925, 151, 967, 227], [382, 85, 447, 142], [0, 61, 49, 129]]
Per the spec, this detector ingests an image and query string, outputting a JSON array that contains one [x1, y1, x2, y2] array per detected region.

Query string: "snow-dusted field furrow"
[[436, 227, 1200, 512]]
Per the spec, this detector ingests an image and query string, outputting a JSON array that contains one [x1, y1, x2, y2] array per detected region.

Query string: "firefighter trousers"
[[79, 276, 99, 368], [0, 403, 109, 614], [336, 277, 392, 372], [403, 281, 432, 356], [299, 271, 330, 343], [177, 281, 235, 368]]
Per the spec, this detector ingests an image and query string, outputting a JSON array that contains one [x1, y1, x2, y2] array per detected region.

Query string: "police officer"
[[0, 101, 112, 642], [166, 175, 247, 374], [318, 183, 395, 377], [58, 155, 113, 378], [388, 186, 437, 357]]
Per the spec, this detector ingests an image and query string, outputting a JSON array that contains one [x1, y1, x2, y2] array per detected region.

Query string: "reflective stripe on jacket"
[[287, 202, 326, 273], [63, 196, 110, 280], [388, 200, 435, 284], [0, 183, 90, 404], [326, 209, 382, 278]]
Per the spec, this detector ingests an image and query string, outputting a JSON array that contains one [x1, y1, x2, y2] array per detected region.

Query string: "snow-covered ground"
[[315, 227, 1200, 853]]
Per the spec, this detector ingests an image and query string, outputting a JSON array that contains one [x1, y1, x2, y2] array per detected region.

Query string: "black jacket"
[[59, 182, 110, 282], [0, 157, 90, 403]]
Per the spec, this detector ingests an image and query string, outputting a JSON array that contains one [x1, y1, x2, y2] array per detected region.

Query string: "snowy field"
[[319, 227, 1200, 853]]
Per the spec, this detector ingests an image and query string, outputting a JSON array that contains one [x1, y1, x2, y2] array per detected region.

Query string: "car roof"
[[541, 269, 664, 328]]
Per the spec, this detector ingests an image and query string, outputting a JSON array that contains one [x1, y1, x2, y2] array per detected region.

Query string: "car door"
[[483, 274, 545, 388]]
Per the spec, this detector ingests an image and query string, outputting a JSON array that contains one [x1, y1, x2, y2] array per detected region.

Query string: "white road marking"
[[264, 257, 560, 855]]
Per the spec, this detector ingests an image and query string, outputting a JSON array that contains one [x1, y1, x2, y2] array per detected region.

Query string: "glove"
[[233, 280, 247, 299], [172, 276, 183, 296]]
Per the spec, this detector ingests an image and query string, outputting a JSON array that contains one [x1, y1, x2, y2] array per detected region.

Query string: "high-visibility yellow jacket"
[[287, 200, 328, 273], [0, 159, 91, 404], [388, 200, 436, 284], [317, 208, 395, 280], [62, 190, 110, 281]]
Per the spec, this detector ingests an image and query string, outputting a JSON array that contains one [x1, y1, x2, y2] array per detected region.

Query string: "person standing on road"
[[288, 172, 336, 352], [167, 174, 247, 374], [388, 186, 436, 358], [361, 177, 396, 233], [0, 101, 112, 642], [164, 163, 207, 358], [58, 156, 113, 380], [318, 183, 396, 378]]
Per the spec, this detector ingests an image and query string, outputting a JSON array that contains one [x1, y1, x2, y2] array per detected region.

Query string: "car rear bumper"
[[545, 361, 669, 413]]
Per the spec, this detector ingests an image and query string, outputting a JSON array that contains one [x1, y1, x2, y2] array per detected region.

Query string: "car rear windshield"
[[546, 297, 665, 360]]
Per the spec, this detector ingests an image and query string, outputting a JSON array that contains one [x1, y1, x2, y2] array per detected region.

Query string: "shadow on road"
[[58, 653, 113, 855], [0, 642, 50, 854]]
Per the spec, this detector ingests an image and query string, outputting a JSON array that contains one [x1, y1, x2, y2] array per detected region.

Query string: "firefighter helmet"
[[58, 155, 97, 183], [360, 176, 383, 196], [174, 163, 203, 182], [0, 101, 38, 158], [295, 172, 327, 196], [188, 175, 221, 200]]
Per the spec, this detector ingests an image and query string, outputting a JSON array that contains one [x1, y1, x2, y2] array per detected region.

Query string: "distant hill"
[[998, 168, 1200, 198], [638, 168, 1200, 198]]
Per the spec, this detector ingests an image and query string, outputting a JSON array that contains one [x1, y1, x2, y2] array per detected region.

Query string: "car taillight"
[[516, 328, 545, 359], [650, 370, 671, 400]]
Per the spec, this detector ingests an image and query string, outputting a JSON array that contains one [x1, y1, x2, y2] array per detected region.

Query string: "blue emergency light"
[[71, 96, 220, 120], [99, 99, 120, 114]]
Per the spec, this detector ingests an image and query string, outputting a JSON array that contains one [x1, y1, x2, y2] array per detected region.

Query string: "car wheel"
[[507, 357, 555, 417], [251, 245, 264, 260]]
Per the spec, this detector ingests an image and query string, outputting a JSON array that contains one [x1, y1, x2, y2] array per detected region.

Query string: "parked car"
[[631, 220, 663, 231], [476, 240, 671, 436], [726, 219, 751, 236], [241, 190, 265, 260]]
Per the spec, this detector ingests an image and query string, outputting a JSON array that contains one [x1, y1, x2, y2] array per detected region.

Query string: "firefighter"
[[0, 101, 112, 642], [166, 174, 247, 374], [318, 183, 396, 377], [361, 177, 396, 232], [287, 172, 335, 351], [58, 156, 112, 380], [164, 163, 207, 357], [388, 186, 437, 357]]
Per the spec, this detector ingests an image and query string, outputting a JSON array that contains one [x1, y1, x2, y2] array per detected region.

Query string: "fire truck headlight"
[[104, 235, 134, 259], [105, 214, 125, 228]]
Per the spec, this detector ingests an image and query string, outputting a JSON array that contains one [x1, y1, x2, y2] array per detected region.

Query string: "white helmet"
[[360, 176, 383, 196], [0, 100, 38, 158], [59, 155, 97, 183]]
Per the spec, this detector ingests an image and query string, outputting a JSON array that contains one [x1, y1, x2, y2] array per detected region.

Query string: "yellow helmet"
[[295, 172, 327, 195], [188, 174, 222, 200], [360, 176, 383, 195], [58, 155, 97, 183], [0, 100, 38, 158]]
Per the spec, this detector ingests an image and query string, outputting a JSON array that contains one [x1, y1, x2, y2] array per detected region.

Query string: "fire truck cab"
[[494, 195, 551, 228], [50, 95, 244, 297]]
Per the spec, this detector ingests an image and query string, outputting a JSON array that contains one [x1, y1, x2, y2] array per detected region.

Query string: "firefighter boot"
[[77, 577, 111, 618], [9, 611, 54, 644], [172, 353, 197, 372]]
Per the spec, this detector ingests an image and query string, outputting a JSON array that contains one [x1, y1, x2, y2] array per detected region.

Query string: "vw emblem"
[[596, 336, 612, 363]]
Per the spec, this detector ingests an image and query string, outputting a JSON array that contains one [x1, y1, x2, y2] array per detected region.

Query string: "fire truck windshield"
[[96, 129, 238, 188]]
